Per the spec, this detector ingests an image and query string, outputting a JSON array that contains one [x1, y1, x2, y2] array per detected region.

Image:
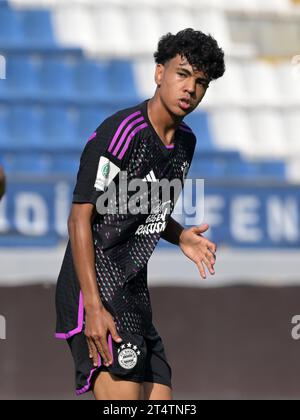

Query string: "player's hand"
[[179, 223, 217, 280], [84, 306, 122, 367]]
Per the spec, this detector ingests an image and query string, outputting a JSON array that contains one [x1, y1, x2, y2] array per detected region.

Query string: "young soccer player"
[[0, 166, 5, 200], [55, 28, 225, 400]]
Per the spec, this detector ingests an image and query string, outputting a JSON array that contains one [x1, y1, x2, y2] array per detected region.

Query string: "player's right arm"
[[68, 203, 122, 367], [68, 126, 124, 367], [0, 166, 6, 200]]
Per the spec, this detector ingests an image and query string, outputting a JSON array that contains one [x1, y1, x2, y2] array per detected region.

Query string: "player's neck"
[[147, 96, 182, 146]]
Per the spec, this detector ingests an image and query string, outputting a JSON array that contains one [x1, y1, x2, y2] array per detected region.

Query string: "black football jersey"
[[55, 99, 196, 337]]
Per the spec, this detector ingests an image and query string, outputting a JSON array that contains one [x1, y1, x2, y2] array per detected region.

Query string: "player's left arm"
[[161, 216, 217, 279]]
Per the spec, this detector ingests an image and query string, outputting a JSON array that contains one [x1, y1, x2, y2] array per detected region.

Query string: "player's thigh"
[[143, 382, 173, 400], [92, 370, 143, 400]]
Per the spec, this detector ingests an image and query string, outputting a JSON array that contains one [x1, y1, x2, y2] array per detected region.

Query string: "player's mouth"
[[178, 98, 192, 111]]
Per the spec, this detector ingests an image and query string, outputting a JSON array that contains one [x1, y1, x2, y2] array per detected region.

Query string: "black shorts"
[[67, 323, 172, 396]]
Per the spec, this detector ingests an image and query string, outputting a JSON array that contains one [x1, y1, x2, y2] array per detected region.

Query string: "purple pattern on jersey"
[[112, 116, 145, 156], [108, 110, 142, 153], [88, 131, 97, 142], [117, 123, 148, 159]]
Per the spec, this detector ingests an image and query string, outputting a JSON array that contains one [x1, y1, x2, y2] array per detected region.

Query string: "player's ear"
[[154, 64, 164, 87]]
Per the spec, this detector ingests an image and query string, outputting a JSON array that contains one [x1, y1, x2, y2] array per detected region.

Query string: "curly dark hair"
[[154, 28, 225, 81]]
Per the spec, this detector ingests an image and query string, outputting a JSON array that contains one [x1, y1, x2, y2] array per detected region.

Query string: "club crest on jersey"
[[117, 342, 141, 369]]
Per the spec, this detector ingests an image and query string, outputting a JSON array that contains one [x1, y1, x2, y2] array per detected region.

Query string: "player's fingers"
[[99, 336, 113, 366], [88, 338, 100, 367], [207, 241, 217, 254], [86, 338, 93, 358], [203, 256, 215, 275], [206, 250, 216, 265], [193, 224, 209, 235], [93, 337, 109, 367], [109, 322, 123, 344], [196, 260, 207, 280]]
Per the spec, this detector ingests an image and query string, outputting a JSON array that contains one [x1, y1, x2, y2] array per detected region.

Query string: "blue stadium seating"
[[0, 1, 23, 47], [0, 56, 139, 104], [77, 106, 111, 142], [42, 106, 77, 151], [0, 56, 39, 100], [0, 107, 9, 149], [185, 112, 215, 151], [74, 59, 138, 103], [52, 154, 80, 175], [229, 159, 260, 178], [2, 152, 80, 175], [0, 0, 288, 184], [9, 154, 52, 173], [0, 79, 5, 98], [8, 105, 43, 150], [256, 160, 286, 179], [0, 2, 56, 49], [190, 160, 235, 179], [189, 150, 286, 180], [73, 60, 111, 101], [107, 60, 138, 102], [19, 9, 55, 47], [38, 57, 74, 101], [189, 155, 226, 179]]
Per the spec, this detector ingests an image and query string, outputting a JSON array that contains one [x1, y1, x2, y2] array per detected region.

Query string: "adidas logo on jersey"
[[142, 170, 158, 183]]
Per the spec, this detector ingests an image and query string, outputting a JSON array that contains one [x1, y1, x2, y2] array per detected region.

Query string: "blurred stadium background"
[[0, 0, 300, 399]]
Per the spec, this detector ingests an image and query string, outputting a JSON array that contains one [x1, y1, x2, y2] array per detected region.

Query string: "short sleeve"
[[73, 126, 122, 205], [72, 108, 143, 205]]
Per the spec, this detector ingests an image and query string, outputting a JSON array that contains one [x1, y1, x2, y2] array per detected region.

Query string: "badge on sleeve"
[[94, 156, 121, 192]]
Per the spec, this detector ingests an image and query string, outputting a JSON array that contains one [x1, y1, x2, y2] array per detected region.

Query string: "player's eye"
[[177, 72, 187, 77]]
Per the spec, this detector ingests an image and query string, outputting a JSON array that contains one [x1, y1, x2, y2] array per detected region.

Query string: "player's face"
[[155, 54, 210, 117]]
